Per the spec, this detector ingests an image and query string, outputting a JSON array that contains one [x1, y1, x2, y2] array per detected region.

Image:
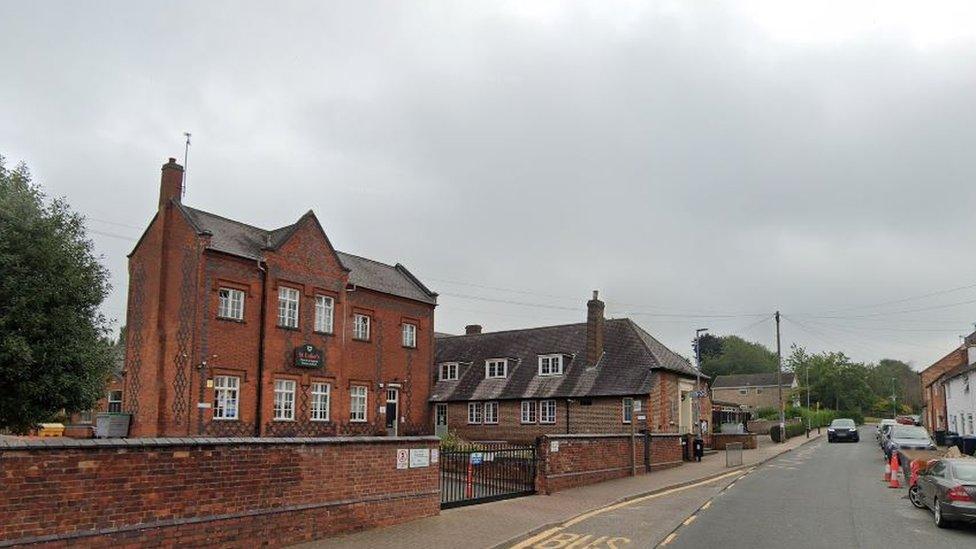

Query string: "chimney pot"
[[465, 324, 482, 335], [586, 290, 605, 366], [159, 157, 184, 209]]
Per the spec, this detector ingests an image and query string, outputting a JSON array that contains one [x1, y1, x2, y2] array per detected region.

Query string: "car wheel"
[[933, 498, 951, 529], [909, 485, 926, 509]]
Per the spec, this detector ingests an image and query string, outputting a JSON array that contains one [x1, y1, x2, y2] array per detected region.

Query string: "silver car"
[[911, 459, 976, 528]]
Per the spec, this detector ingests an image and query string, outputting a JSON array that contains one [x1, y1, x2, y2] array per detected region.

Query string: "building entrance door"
[[386, 388, 399, 436], [435, 403, 448, 437]]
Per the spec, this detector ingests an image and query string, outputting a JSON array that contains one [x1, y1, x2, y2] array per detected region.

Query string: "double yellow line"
[[510, 468, 751, 549]]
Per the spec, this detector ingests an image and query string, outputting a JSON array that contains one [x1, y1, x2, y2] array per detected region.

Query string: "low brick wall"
[[711, 433, 758, 450], [0, 436, 439, 547], [537, 433, 683, 494]]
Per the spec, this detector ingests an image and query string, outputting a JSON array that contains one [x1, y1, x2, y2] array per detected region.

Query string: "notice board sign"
[[294, 344, 324, 368], [409, 449, 430, 468], [396, 449, 409, 469]]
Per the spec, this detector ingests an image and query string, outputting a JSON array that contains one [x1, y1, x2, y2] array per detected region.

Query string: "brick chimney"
[[465, 324, 482, 335], [586, 290, 605, 366], [159, 157, 184, 209]]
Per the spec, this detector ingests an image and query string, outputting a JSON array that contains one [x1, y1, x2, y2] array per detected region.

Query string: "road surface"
[[508, 434, 976, 548]]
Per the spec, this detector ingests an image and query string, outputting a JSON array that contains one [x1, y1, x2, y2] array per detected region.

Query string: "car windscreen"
[[830, 419, 855, 428], [892, 427, 929, 440], [952, 463, 976, 482]]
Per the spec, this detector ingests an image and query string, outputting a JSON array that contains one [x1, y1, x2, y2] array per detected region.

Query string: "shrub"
[[770, 422, 809, 442], [756, 407, 779, 420]]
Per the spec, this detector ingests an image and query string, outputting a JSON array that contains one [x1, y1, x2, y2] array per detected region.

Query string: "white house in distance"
[[945, 347, 976, 435]]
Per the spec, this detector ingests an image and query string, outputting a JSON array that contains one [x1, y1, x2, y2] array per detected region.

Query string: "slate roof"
[[430, 318, 703, 402], [174, 203, 437, 305], [712, 372, 795, 389]]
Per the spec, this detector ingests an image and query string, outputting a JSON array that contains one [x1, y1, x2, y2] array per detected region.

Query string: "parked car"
[[876, 419, 897, 442], [827, 418, 859, 443], [884, 425, 936, 460], [910, 458, 976, 528], [879, 423, 896, 449]]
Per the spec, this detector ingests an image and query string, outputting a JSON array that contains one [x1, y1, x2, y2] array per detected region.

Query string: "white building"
[[944, 348, 976, 436]]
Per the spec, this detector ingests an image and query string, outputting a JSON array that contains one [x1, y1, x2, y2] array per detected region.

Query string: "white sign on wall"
[[634, 400, 642, 412], [430, 448, 439, 464], [550, 440, 560, 453], [396, 449, 409, 470], [409, 448, 431, 468]]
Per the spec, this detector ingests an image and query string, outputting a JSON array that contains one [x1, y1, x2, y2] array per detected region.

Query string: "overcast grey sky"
[[3, 1, 976, 369]]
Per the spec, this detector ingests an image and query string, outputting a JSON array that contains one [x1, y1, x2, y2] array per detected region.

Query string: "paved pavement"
[[301, 433, 820, 549]]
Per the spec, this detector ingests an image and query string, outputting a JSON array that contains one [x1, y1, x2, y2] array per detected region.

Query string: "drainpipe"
[[254, 259, 268, 437], [565, 399, 572, 434]]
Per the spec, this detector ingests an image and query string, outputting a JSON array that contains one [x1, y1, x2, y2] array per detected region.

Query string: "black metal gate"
[[440, 442, 537, 508]]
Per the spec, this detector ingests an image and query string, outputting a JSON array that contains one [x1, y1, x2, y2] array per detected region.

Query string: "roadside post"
[[631, 401, 641, 476]]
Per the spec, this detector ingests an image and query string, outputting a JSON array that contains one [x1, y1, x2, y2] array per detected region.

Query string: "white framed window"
[[350, 385, 368, 422], [484, 402, 499, 424], [353, 314, 370, 340], [520, 401, 537, 424], [107, 390, 123, 413], [218, 288, 245, 320], [970, 414, 975, 435], [273, 379, 296, 420], [277, 287, 300, 328], [538, 355, 564, 376], [402, 323, 417, 348], [622, 397, 634, 423], [310, 382, 331, 421], [539, 400, 557, 424], [213, 376, 240, 420], [738, 388, 747, 395], [314, 295, 334, 333], [439, 363, 459, 381], [468, 402, 483, 424], [485, 359, 508, 379]]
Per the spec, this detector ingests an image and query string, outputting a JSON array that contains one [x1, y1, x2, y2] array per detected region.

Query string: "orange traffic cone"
[[883, 460, 891, 482], [888, 452, 901, 489]]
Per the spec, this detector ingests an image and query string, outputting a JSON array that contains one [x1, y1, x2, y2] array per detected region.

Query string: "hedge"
[[770, 422, 808, 442]]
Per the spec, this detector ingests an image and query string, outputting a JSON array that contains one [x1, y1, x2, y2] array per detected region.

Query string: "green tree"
[[700, 335, 778, 378], [867, 359, 921, 412], [786, 345, 873, 413], [0, 155, 115, 433]]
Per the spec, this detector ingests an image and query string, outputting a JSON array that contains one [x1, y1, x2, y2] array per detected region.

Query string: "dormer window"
[[439, 362, 459, 381], [486, 359, 508, 379], [538, 354, 564, 376]]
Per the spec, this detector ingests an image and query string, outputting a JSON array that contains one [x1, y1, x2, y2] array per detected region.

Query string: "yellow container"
[[37, 423, 65, 437]]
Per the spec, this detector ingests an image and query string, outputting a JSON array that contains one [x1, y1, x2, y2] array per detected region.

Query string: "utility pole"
[[694, 328, 708, 438], [806, 360, 811, 437], [891, 377, 897, 418], [182, 131, 191, 197], [775, 311, 785, 442]]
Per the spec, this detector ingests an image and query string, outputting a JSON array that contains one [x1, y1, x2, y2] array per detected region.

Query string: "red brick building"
[[430, 292, 709, 443], [920, 335, 971, 431], [123, 158, 437, 437]]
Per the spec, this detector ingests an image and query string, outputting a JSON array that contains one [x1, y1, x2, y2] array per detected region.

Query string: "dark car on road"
[[910, 459, 976, 528], [827, 418, 859, 443], [884, 425, 936, 460]]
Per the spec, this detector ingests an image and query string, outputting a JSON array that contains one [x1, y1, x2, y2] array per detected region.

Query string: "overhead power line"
[[812, 281, 976, 315]]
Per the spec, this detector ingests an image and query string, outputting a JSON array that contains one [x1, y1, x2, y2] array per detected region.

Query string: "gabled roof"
[[712, 372, 795, 389], [430, 318, 702, 402], [174, 203, 437, 305]]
